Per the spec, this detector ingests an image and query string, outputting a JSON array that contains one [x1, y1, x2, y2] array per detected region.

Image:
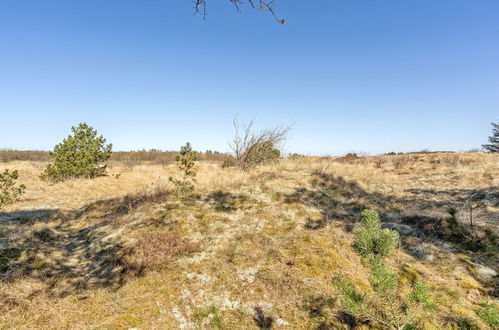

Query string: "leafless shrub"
[[193, 0, 286, 24], [391, 155, 411, 170], [120, 234, 199, 278], [373, 156, 387, 169], [228, 118, 290, 171]]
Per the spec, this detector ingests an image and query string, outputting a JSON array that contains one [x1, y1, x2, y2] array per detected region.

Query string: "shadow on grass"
[[253, 306, 273, 329], [285, 171, 498, 274], [205, 190, 252, 212], [285, 170, 498, 233], [284, 172, 389, 230], [0, 190, 169, 296]]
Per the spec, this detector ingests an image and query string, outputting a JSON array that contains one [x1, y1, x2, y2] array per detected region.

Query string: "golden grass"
[[0, 153, 497, 329]]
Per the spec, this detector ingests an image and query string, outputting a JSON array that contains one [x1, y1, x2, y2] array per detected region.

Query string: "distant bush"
[[221, 155, 237, 168], [241, 140, 281, 170], [0, 169, 26, 209], [344, 153, 359, 162], [41, 123, 112, 182], [391, 154, 411, 170], [228, 118, 289, 171], [169, 142, 197, 196], [353, 209, 399, 257], [373, 156, 387, 168]]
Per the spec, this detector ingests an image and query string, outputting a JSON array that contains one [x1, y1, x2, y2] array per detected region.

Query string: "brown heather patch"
[[120, 233, 199, 278]]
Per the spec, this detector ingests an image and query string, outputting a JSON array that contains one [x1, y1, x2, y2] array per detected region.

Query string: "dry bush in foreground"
[[120, 234, 199, 278], [228, 118, 290, 171]]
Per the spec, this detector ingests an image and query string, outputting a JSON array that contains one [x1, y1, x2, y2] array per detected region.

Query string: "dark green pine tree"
[[41, 123, 113, 182], [482, 121, 499, 153]]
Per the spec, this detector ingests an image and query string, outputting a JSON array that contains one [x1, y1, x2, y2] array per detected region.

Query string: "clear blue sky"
[[1, 0, 498, 155]]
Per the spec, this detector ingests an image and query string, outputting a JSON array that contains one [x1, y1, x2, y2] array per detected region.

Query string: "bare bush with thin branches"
[[391, 155, 411, 170], [228, 118, 290, 171], [373, 156, 387, 169], [193, 0, 286, 23]]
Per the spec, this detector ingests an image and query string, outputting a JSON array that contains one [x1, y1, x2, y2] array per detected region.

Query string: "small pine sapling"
[[335, 209, 435, 329], [353, 209, 399, 257], [170, 142, 197, 196], [0, 169, 26, 209]]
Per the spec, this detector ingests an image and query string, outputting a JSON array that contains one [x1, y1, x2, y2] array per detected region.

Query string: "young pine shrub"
[[0, 169, 26, 209], [169, 142, 197, 196], [332, 275, 368, 318], [40, 123, 112, 182], [334, 209, 435, 329], [334, 264, 436, 329], [368, 257, 399, 295], [334, 272, 435, 329], [408, 280, 436, 311], [353, 209, 399, 257]]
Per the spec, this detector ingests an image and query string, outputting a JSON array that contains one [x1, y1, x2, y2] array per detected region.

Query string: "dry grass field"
[[1, 153, 498, 329]]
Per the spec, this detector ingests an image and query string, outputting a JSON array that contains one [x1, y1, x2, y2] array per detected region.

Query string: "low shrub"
[[241, 141, 281, 170], [221, 155, 237, 168], [373, 156, 387, 168], [120, 234, 198, 277], [391, 155, 411, 170]]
